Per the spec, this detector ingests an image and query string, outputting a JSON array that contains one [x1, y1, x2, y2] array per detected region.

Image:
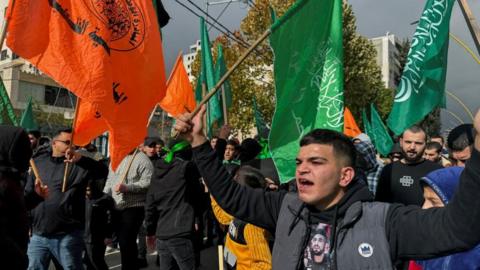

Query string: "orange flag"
[[343, 107, 362, 138], [160, 55, 196, 117], [7, 0, 167, 169], [73, 99, 107, 147]]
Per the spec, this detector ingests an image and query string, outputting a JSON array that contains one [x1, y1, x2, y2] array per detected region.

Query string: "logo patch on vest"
[[399, 175, 414, 187], [358, 243, 373, 258]]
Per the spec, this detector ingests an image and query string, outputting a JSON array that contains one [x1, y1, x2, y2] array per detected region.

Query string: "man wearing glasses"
[[24, 128, 107, 270]]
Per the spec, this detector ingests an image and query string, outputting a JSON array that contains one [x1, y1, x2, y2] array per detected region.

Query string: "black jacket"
[[25, 152, 106, 236], [0, 126, 32, 270], [192, 141, 480, 267], [145, 157, 203, 239], [84, 194, 114, 243]]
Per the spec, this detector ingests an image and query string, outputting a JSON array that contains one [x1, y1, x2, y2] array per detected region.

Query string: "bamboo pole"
[[1, 0, 46, 190], [457, 0, 480, 57], [0, 0, 15, 50], [118, 105, 160, 185], [62, 98, 80, 192], [218, 245, 224, 270], [118, 149, 139, 185], [202, 82, 208, 136], [172, 28, 272, 137], [221, 86, 228, 125]]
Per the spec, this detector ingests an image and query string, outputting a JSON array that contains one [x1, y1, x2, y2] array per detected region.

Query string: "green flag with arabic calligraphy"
[[269, 0, 344, 183], [387, 0, 453, 135]]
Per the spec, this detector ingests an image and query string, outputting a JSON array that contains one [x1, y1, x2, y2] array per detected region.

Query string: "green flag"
[[387, 0, 454, 135], [20, 97, 38, 131], [253, 97, 269, 139], [0, 78, 17, 125], [269, 0, 344, 183], [361, 108, 373, 143], [370, 104, 394, 156], [214, 44, 233, 109], [200, 17, 222, 135]]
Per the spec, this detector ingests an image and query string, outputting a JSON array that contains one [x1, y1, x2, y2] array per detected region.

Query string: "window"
[[12, 53, 19, 60], [1, 50, 8, 61], [44, 86, 77, 108]]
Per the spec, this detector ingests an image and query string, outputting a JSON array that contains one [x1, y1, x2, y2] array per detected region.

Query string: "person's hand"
[[34, 178, 49, 199], [114, 183, 128, 194], [146, 235, 156, 252], [474, 109, 480, 151], [194, 223, 199, 232], [219, 125, 231, 140], [65, 148, 82, 163], [104, 238, 113, 246], [175, 105, 207, 147]]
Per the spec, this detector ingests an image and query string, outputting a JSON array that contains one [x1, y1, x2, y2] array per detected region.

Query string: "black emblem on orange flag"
[[49, 0, 89, 34], [112, 82, 127, 104], [85, 0, 146, 51], [89, 27, 111, 55], [94, 111, 102, 118]]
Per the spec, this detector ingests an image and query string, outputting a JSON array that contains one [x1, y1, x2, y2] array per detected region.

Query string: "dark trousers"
[[84, 241, 108, 270], [137, 220, 147, 259], [157, 237, 196, 270], [115, 207, 145, 270]]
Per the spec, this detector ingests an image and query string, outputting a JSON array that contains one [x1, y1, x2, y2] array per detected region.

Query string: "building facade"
[[183, 40, 201, 82], [0, 0, 75, 118], [369, 33, 401, 89]]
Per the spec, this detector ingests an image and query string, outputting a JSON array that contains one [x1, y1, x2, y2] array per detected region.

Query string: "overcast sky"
[[161, 0, 480, 133]]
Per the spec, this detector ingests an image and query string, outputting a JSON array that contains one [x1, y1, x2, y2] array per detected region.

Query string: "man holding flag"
[[175, 101, 480, 270]]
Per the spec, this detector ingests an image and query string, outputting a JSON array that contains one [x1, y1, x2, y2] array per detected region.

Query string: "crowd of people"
[[1, 107, 480, 270]]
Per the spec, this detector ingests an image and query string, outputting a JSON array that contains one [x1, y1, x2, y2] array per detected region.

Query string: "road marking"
[[109, 264, 121, 269]]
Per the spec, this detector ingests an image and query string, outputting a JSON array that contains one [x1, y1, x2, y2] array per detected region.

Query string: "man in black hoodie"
[[174, 107, 480, 270], [25, 128, 105, 269], [0, 125, 34, 269], [145, 139, 203, 270]]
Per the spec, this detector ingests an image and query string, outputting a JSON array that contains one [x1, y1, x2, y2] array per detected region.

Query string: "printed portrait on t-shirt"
[[304, 223, 332, 270]]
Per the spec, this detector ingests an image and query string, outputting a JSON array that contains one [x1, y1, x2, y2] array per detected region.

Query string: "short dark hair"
[[28, 130, 41, 139], [402, 125, 427, 139], [235, 165, 266, 189], [226, 139, 239, 148], [54, 128, 72, 138], [430, 134, 444, 145], [425, 142, 442, 153], [300, 129, 356, 167], [447, 124, 475, 152]]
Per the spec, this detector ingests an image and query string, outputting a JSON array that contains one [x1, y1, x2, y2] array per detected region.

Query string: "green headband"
[[163, 141, 190, 163], [256, 138, 271, 159]]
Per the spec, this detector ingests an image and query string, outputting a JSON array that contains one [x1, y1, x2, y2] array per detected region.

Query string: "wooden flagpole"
[[221, 86, 228, 125], [457, 0, 480, 56], [118, 104, 160, 185], [0, 0, 44, 186], [172, 28, 272, 137], [62, 98, 80, 192]]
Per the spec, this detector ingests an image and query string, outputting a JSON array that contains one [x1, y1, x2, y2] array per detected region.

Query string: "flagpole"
[[173, 28, 272, 137], [1, 0, 46, 188], [62, 97, 80, 192], [457, 0, 480, 56], [202, 82, 208, 136], [161, 110, 165, 139], [221, 86, 228, 125], [119, 104, 161, 185], [0, 0, 15, 50]]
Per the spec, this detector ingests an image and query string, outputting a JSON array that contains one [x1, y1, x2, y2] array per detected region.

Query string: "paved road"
[[48, 245, 219, 270]]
